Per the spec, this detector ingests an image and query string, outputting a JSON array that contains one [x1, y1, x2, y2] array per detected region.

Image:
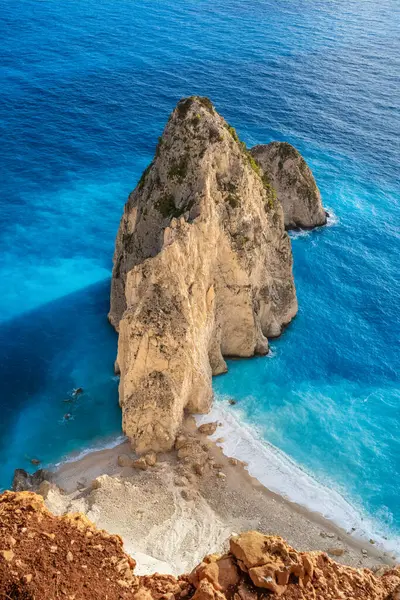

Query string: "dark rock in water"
[[228, 399, 237, 406], [30, 458, 41, 466], [12, 468, 53, 492], [12, 469, 29, 492]]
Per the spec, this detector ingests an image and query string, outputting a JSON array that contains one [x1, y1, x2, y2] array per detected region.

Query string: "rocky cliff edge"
[[1, 492, 400, 600]]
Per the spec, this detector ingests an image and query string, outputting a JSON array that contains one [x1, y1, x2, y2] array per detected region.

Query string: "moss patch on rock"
[[168, 156, 189, 182]]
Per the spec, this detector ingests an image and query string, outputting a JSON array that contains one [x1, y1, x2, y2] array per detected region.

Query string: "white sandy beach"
[[44, 415, 394, 577]]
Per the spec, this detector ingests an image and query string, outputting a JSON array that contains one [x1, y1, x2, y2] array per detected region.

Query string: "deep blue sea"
[[0, 0, 399, 552]]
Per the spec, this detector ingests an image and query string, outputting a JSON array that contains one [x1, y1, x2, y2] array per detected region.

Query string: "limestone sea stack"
[[109, 96, 298, 453], [250, 142, 327, 229]]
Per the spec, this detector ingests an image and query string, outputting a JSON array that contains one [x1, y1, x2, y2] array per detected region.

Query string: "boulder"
[[181, 489, 197, 502], [144, 452, 157, 467], [118, 454, 134, 468], [328, 547, 346, 557], [190, 555, 240, 592], [132, 457, 148, 471], [198, 422, 218, 436], [177, 440, 208, 466], [175, 435, 188, 450], [229, 531, 270, 569]]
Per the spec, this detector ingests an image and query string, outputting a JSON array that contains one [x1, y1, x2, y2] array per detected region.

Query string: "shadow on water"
[[0, 279, 121, 489]]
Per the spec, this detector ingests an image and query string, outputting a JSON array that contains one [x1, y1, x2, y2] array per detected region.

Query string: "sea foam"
[[53, 435, 127, 468], [195, 398, 400, 558]]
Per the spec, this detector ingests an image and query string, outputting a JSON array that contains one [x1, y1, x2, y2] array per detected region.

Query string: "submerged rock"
[[109, 96, 297, 453], [250, 142, 327, 230]]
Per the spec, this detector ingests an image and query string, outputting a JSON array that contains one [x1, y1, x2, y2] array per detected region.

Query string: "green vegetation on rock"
[[176, 96, 214, 119], [262, 172, 277, 209], [155, 194, 181, 218], [225, 124, 239, 143], [168, 156, 189, 182], [155, 194, 195, 219], [247, 153, 261, 177], [155, 137, 164, 158], [233, 233, 250, 249], [225, 124, 263, 179], [138, 162, 153, 190], [226, 194, 239, 209]]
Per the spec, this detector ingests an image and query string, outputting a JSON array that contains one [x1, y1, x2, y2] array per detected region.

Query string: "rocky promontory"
[[250, 142, 327, 229], [109, 96, 298, 453], [1, 491, 399, 600]]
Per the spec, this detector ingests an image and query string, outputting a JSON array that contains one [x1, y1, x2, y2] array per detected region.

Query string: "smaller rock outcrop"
[[250, 142, 327, 230]]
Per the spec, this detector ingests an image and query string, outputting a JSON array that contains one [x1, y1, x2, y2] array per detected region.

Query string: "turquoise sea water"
[[0, 0, 399, 550]]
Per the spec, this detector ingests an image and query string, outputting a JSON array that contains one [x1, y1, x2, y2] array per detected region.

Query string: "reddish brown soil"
[[1, 492, 399, 600]]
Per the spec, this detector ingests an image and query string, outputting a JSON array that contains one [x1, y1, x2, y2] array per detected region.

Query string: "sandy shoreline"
[[42, 415, 395, 576]]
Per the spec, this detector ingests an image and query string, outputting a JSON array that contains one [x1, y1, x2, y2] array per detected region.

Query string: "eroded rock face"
[[250, 142, 327, 230], [2, 495, 399, 600], [109, 97, 298, 453]]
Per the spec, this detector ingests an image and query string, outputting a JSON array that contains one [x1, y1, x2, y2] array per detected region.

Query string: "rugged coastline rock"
[[12, 467, 53, 492], [1, 492, 400, 600], [250, 142, 327, 230], [109, 96, 297, 453]]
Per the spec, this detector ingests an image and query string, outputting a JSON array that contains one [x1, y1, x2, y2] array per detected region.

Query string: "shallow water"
[[0, 0, 399, 549]]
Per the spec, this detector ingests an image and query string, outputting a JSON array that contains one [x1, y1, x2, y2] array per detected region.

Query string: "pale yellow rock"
[[144, 452, 157, 467], [1, 549, 14, 562], [117, 454, 134, 468], [198, 422, 218, 436], [109, 97, 297, 453], [133, 457, 148, 471]]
